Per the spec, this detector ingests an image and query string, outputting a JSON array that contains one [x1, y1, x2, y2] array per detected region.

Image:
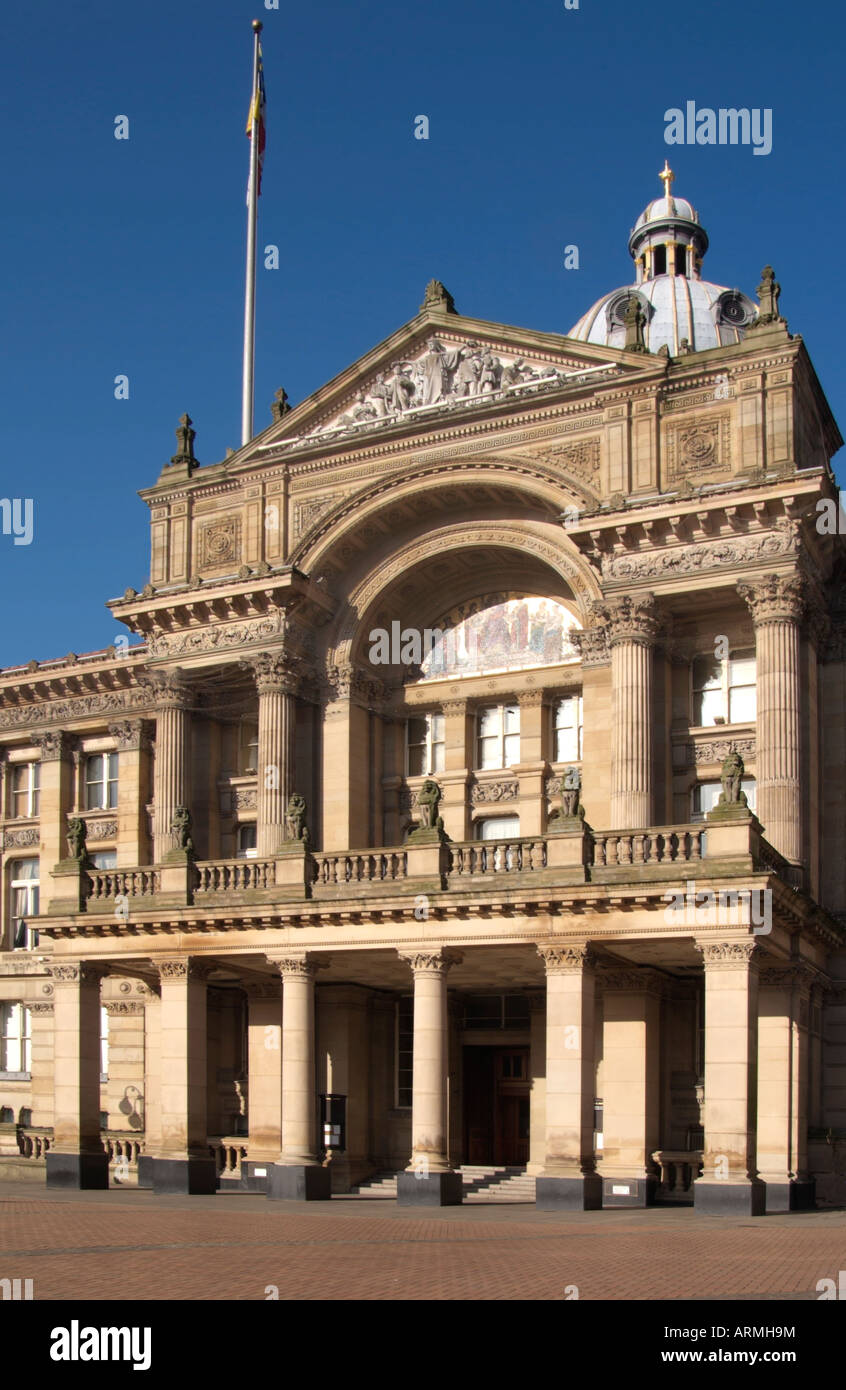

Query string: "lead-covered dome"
[[568, 162, 758, 355]]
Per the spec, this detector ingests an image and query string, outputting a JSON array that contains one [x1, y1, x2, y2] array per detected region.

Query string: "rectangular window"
[[11, 761, 40, 819], [85, 752, 118, 810], [406, 713, 445, 777], [90, 851, 117, 870], [476, 705, 520, 770], [240, 722, 259, 775], [10, 858, 39, 950], [396, 995, 413, 1108], [692, 651, 756, 727], [237, 824, 257, 859], [553, 695, 583, 762], [0, 1003, 31, 1074]]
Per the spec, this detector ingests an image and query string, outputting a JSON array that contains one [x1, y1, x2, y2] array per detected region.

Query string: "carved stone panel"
[[665, 413, 731, 482], [199, 516, 242, 569]]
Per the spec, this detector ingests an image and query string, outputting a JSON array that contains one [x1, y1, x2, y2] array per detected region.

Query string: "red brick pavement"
[[1, 1184, 844, 1301]]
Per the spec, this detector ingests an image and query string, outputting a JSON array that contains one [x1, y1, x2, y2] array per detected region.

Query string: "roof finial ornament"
[[754, 265, 783, 325], [659, 160, 675, 198], [168, 413, 198, 473]]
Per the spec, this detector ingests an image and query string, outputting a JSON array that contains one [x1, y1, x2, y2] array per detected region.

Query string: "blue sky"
[[1, 0, 843, 667]]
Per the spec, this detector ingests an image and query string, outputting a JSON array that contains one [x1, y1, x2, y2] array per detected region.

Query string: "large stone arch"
[[292, 453, 600, 574], [325, 519, 602, 669]]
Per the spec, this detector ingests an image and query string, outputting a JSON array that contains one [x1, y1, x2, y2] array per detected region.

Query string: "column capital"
[[398, 948, 463, 976], [153, 957, 215, 982], [736, 573, 805, 626], [137, 667, 193, 709], [47, 961, 107, 985], [242, 652, 301, 696], [107, 719, 153, 752], [537, 943, 597, 974], [103, 999, 145, 1015], [518, 689, 547, 708], [441, 698, 468, 717], [695, 940, 763, 970], [266, 952, 329, 980], [594, 593, 663, 648], [569, 622, 610, 668], [33, 729, 73, 762]]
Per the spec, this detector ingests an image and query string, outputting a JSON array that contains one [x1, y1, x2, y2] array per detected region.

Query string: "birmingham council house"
[[2, 168, 845, 1215]]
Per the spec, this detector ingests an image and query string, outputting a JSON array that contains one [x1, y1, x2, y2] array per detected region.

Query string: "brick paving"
[[1, 1181, 844, 1301]]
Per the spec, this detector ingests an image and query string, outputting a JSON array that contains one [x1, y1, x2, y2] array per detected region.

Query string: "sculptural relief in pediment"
[[290, 338, 620, 450]]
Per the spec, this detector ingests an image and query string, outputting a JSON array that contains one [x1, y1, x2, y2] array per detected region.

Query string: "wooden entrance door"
[[494, 1050, 530, 1165]]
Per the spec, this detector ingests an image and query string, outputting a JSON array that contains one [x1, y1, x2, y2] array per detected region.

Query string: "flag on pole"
[[245, 43, 266, 197]]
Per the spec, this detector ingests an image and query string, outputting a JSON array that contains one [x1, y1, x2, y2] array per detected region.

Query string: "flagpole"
[[241, 19, 263, 447]]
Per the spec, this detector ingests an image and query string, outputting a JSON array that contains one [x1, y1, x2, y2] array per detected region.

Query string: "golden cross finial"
[[659, 160, 675, 197]]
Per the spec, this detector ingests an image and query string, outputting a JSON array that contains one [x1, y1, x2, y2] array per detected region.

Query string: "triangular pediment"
[[233, 296, 652, 468]]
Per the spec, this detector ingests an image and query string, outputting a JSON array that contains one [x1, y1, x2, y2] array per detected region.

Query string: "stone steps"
[[350, 1164, 536, 1201]]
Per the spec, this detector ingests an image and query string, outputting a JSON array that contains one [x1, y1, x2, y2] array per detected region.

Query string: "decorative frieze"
[[104, 1001, 145, 1016], [470, 779, 520, 804], [108, 720, 152, 752], [146, 613, 285, 660], [602, 520, 799, 584], [533, 437, 601, 483], [2, 826, 40, 849]]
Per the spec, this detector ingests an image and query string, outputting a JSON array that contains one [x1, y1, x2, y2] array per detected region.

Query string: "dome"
[[568, 162, 758, 355]]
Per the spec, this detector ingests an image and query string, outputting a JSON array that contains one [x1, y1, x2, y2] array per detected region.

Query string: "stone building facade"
[[2, 171, 845, 1213]]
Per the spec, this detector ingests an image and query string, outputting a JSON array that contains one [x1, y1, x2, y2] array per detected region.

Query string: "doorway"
[[463, 1046, 530, 1166]]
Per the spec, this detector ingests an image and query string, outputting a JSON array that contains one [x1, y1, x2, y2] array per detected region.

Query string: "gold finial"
[[659, 160, 675, 197]]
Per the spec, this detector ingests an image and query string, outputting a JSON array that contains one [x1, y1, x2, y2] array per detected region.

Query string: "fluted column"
[[694, 941, 764, 1216], [265, 953, 330, 1201], [45, 962, 109, 1189], [737, 574, 804, 864], [604, 595, 660, 828], [396, 948, 463, 1205], [536, 943, 602, 1210], [142, 671, 192, 861], [248, 654, 299, 856]]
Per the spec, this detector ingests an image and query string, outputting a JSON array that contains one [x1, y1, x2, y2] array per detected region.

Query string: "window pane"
[[430, 714, 444, 743], [729, 685, 756, 723], [107, 753, 118, 780], [504, 732, 520, 766], [407, 717, 428, 747], [692, 781, 721, 817], [693, 656, 722, 691], [556, 726, 578, 762], [477, 815, 520, 840], [431, 742, 445, 773], [91, 852, 117, 870], [556, 698, 574, 728], [12, 859, 39, 881], [478, 708, 500, 738], [478, 737, 501, 770], [729, 653, 755, 685], [503, 706, 520, 734], [86, 754, 103, 783], [408, 744, 426, 776], [741, 778, 756, 811], [695, 688, 724, 727]]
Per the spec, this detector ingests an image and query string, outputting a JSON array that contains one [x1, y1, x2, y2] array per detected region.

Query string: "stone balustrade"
[[209, 1137, 248, 1181], [311, 850, 408, 888], [17, 1126, 52, 1159], [39, 816, 792, 920], [87, 868, 160, 905], [651, 1148, 704, 1201], [448, 838, 548, 877], [195, 859, 278, 894]]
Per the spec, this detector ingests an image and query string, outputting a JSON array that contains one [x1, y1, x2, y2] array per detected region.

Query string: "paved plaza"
[[1, 1181, 844, 1302]]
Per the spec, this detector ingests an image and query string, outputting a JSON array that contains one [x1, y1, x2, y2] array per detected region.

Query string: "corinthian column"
[[396, 948, 464, 1206], [141, 671, 192, 861], [247, 654, 299, 856], [737, 574, 804, 864], [604, 594, 661, 828]]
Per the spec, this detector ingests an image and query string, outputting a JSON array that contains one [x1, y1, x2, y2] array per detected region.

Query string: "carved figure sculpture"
[[561, 766, 582, 817], [66, 816, 88, 861], [171, 806, 195, 854], [416, 778, 442, 830], [719, 751, 747, 807], [285, 792, 308, 842]]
